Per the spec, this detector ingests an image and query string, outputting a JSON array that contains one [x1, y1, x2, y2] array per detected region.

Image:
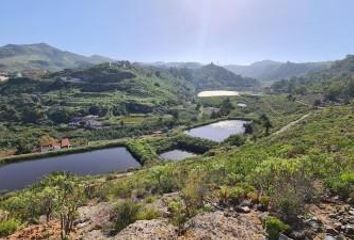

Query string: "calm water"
[[186, 120, 249, 142], [0, 147, 140, 191], [159, 149, 197, 161]]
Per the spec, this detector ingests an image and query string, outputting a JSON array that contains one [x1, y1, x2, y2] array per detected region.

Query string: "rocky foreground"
[[2, 192, 353, 240]]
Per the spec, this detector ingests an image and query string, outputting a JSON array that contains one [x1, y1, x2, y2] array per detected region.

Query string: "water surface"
[[186, 120, 249, 142], [197, 90, 239, 97], [160, 149, 197, 161], [0, 147, 140, 191]]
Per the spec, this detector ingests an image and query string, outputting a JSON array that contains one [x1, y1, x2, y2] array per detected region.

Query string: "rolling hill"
[[225, 60, 331, 83], [271, 55, 354, 103], [0, 43, 112, 72], [152, 63, 260, 91]]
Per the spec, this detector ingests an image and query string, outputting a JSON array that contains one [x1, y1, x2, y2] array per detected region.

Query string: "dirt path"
[[273, 113, 311, 135]]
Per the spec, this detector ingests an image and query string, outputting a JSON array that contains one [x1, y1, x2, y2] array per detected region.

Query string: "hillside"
[[271, 55, 354, 104], [1, 103, 353, 239], [191, 63, 259, 90], [0, 61, 197, 153], [225, 60, 331, 83], [162, 63, 260, 91], [0, 43, 112, 72]]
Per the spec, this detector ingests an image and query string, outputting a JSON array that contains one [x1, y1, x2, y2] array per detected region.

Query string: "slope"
[[0, 43, 112, 72]]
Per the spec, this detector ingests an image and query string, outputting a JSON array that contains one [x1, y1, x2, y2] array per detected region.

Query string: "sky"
[[1, 0, 354, 64]]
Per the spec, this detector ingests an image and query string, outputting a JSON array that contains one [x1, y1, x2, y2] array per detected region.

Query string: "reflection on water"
[[160, 149, 197, 161], [0, 147, 140, 191], [186, 120, 249, 142]]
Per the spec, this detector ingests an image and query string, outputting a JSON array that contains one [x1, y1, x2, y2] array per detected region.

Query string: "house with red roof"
[[40, 138, 71, 152]]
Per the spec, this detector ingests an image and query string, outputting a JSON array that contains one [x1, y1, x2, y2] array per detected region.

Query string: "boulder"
[[343, 224, 354, 236], [278, 233, 294, 240], [324, 235, 336, 240], [236, 206, 251, 213]]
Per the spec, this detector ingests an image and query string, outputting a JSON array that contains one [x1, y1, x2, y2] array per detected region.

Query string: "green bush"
[[216, 186, 231, 205], [0, 218, 20, 237], [112, 200, 141, 233], [147, 165, 180, 194], [264, 216, 290, 240], [328, 172, 354, 199], [137, 206, 161, 220], [259, 195, 270, 207], [168, 199, 188, 233], [181, 172, 208, 217], [216, 184, 256, 205], [225, 134, 246, 146]]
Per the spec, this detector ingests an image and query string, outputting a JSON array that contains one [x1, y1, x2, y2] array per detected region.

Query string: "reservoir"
[[186, 120, 249, 142], [159, 149, 197, 161], [0, 147, 140, 192]]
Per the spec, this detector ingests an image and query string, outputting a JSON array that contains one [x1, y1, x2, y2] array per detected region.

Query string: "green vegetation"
[[0, 43, 111, 72], [1, 49, 353, 239], [264, 216, 290, 240], [0, 173, 87, 239], [0, 218, 20, 237], [225, 60, 330, 83], [0, 103, 353, 237], [112, 200, 141, 233], [271, 55, 354, 105]]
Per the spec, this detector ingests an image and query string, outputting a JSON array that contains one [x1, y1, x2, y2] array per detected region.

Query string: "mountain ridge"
[[225, 60, 332, 83], [0, 43, 113, 72]]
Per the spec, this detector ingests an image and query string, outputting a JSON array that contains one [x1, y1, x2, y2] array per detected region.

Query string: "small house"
[[40, 138, 71, 152], [61, 138, 71, 149]]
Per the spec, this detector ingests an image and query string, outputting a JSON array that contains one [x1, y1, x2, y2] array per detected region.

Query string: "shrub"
[[144, 195, 157, 204], [181, 171, 208, 217], [274, 190, 304, 223], [108, 181, 134, 198], [328, 172, 354, 199], [147, 166, 180, 194], [259, 195, 270, 208], [251, 158, 315, 222], [168, 199, 188, 234], [216, 186, 231, 205], [216, 184, 256, 206], [0, 219, 20, 237], [229, 186, 246, 203], [264, 216, 290, 240], [112, 200, 141, 233], [137, 206, 161, 220], [225, 135, 246, 146]]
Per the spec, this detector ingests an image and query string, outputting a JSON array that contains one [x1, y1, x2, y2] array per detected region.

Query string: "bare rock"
[[278, 233, 294, 240], [236, 206, 251, 213], [114, 219, 177, 240], [180, 211, 265, 240]]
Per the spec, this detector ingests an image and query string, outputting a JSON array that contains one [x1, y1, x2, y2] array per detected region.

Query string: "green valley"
[[0, 44, 352, 240]]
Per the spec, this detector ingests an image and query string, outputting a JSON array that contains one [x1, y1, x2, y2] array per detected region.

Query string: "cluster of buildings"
[[69, 115, 103, 129], [39, 138, 71, 153]]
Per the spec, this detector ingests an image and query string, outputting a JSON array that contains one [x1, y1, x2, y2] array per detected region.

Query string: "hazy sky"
[[1, 0, 354, 64]]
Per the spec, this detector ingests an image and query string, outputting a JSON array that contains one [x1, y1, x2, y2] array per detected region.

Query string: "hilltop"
[[155, 62, 260, 91], [271, 54, 354, 104], [0, 43, 112, 72], [225, 60, 331, 83]]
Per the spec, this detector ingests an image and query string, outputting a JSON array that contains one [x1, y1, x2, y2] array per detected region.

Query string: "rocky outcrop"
[[180, 211, 266, 240], [287, 203, 354, 240], [114, 219, 177, 240]]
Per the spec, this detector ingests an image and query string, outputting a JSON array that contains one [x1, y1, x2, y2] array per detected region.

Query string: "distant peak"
[[2, 43, 53, 48], [252, 59, 281, 65]]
